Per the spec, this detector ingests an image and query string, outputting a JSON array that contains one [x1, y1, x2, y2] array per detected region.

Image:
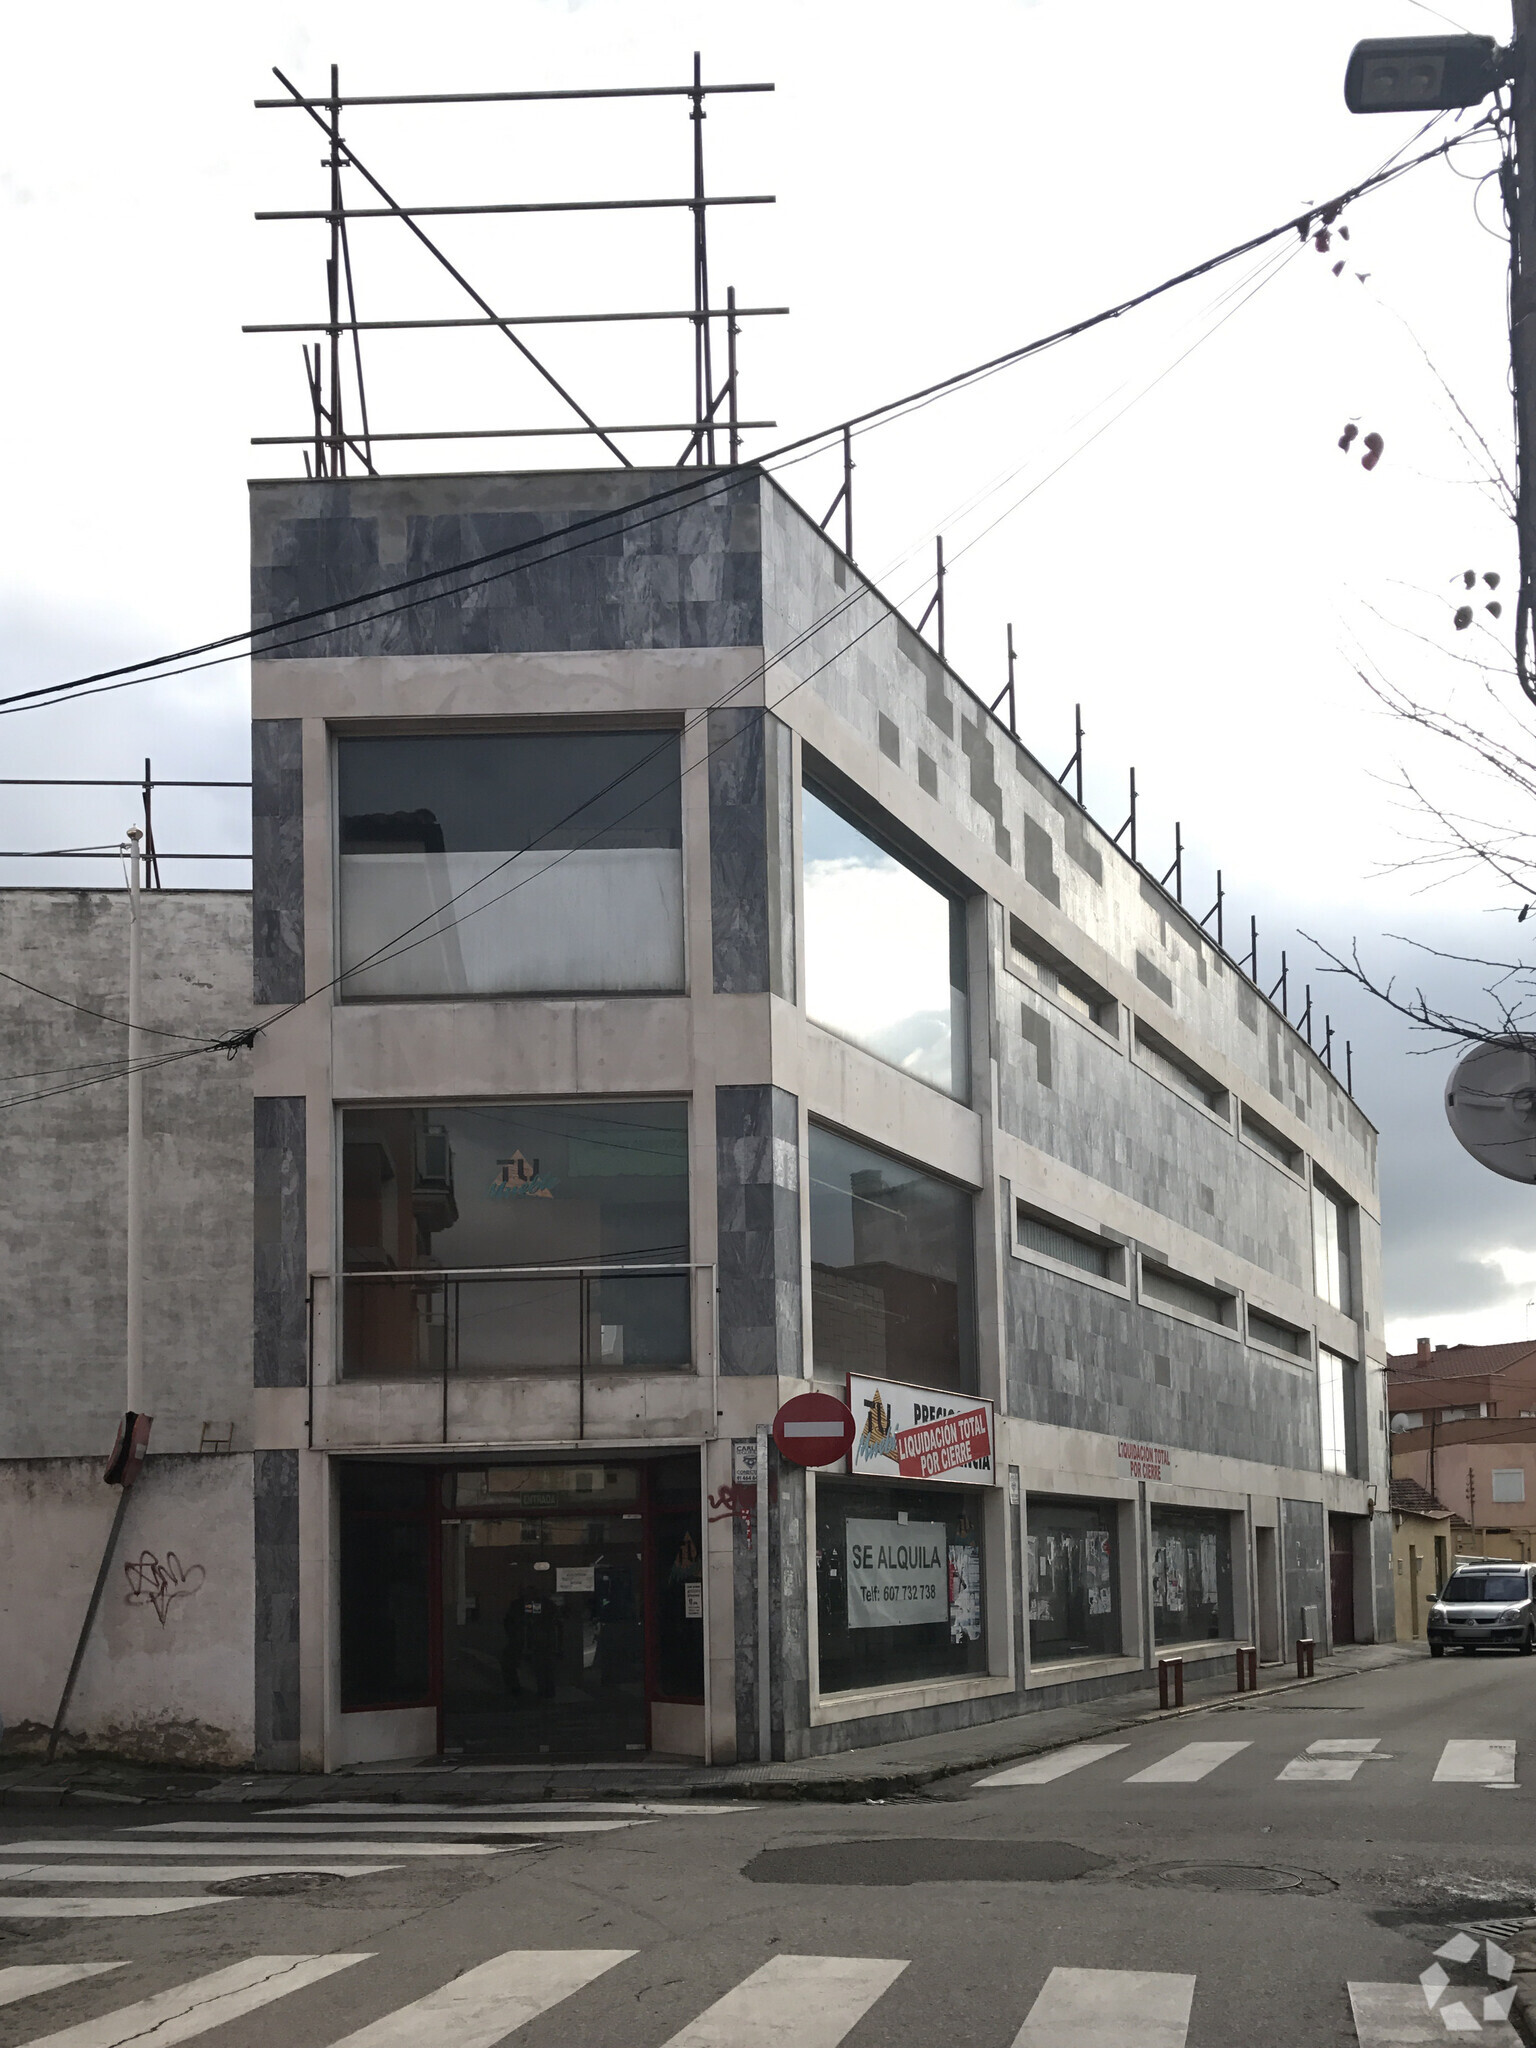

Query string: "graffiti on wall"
[[124, 1550, 205, 1625]]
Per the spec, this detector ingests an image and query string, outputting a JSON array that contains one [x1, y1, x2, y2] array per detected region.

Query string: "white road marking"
[[976, 1744, 1128, 1787], [1349, 1981, 1522, 2045], [12, 1954, 370, 2048], [1124, 1741, 1251, 1785], [0, 1901, 234, 1920], [325, 1948, 634, 2048], [0, 1864, 399, 1883], [0, 1969, 124, 2010], [1011, 1966, 1196, 2047], [1278, 1738, 1381, 1782], [134, 1820, 636, 1837], [271, 1801, 745, 1816], [2, 1840, 507, 1858], [659, 1954, 907, 2048], [1434, 1740, 1517, 1784]]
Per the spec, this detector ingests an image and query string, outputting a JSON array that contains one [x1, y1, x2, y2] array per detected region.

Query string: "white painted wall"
[[0, 1454, 255, 1766]]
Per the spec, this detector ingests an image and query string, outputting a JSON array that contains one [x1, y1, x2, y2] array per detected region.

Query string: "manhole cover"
[[745, 1840, 1108, 1886], [1144, 1862, 1334, 1896], [209, 1872, 346, 1897]]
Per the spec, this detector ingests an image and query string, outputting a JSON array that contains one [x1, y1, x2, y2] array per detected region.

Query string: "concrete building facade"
[[0, 460, 1390, 1770], [1388, 1337, 1536, 1562]]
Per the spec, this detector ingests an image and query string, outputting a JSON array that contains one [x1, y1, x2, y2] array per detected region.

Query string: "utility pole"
[[1510, 2, 1536, 697], [125, 826, 144, 1417], [46, 827, 153, 1761]]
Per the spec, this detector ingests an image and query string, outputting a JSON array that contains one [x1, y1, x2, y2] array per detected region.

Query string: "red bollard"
[[1235, 1645, 1257, 1693], [1158, 1656, 1185, 1709], [1296, 1636, 1315, 1679]]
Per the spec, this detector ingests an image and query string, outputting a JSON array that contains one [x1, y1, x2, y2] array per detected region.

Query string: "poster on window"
[[948, 1540, 982, 1643], [1199, 1532, 1218, 1606], [1163, 1538, 1186, 1613], [1086, 1530, 1114, 1616], [1026, 1532, 1050, 1622], [844, 1518, 948, 1629], [846, 1376, 995, 1486]]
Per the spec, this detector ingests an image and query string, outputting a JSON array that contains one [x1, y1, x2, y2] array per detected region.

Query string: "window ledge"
[[1007, 967, 1123, 1051], [1137, 1292, 1242, 1345], [1246, 1335, 1312, 1371], [1151, 1638, 1245, 1665], [809, 1671, 1014, 1726], [1131, 1047, 1233, 1131], [1009, 1242, 1130, 1302], [1237, 1129, 1305, 1182], [1025, 1652, 1140, 1690]]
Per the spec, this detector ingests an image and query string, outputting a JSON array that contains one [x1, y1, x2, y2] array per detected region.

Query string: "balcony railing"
[[340, 1262, 693, 1383]]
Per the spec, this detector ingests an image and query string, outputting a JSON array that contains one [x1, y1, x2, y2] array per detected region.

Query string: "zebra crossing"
[[976, 1735, 1521, 1790], [0, 1951, 1514, 2048], [0, 1802, 739, 1921]]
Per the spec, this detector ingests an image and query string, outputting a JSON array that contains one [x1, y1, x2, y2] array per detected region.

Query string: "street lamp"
[[1344, 34, 1507, 113]]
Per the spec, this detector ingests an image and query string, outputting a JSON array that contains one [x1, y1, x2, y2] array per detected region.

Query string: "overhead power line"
[[0, 118, 1494, 723]]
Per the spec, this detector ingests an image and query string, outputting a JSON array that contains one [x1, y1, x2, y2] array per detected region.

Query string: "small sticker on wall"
[[684, 1581, 704, 1620]]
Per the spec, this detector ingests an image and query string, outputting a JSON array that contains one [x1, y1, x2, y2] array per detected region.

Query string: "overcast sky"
[[3, 0, 1533, 1352]]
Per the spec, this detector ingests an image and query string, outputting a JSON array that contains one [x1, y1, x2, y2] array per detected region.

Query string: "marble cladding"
[[252, 718, 304, 1006], [250, 471, 763, 656], [708, 707, 795, 998], [253, 1447, 301, 1769], [253, 1097, 307, 1391], [715, 1084, 803, 1377]]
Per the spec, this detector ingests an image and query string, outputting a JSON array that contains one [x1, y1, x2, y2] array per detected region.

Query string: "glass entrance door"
[[441, 1510, 646, 1758]]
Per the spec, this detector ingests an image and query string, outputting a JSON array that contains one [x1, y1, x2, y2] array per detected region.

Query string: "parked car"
[[1427, 1559, 1536, 1656]]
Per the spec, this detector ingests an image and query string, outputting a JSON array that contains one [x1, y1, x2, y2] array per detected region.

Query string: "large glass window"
[[337, 731, 683, 1001], [816, 1478, 987, 1694], [809, 1124, 977, 1395], [1027, 1498, 1122, 1663], [802, 782, 968, 1099], [341, 1100, 690, 1379], [1150, 1505, 1235, 1646], [1318, 1347, 1360, 1477], [1311, 1176, 1354, 1314], [339, 1463, 434, 1710]]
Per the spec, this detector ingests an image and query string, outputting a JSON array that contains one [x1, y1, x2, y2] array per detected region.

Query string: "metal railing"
[[340, 1263, 693, 1432]]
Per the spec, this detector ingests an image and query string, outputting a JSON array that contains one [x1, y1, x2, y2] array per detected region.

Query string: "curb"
[[0, 1646, 1414, 1810]]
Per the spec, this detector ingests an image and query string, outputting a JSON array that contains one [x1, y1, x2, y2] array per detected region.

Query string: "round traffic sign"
[[772, 1390, 856, 1468]]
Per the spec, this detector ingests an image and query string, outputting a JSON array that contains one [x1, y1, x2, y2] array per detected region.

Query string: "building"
[[0, 887, 255, 1765], [1, 461, 1390, 1771], [1388, 1337, 1536, 1560], [1387, 1476, 1452, 1643]]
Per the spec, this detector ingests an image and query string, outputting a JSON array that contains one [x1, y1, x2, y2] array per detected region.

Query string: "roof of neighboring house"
[[1386, 1340, 1536, 1383], [1390, 1476, 1453, 1520]]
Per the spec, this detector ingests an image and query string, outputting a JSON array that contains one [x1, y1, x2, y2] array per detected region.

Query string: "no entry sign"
[[772, 1390, 857, 1468]]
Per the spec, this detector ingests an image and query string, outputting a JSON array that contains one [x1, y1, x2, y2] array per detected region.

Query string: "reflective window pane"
[[809, 1123, 976, 1395], [341, 1101, 690, 1378], [815, 1478, 987, 1695], [802, 785, 968, 1099], [1150, 1506, 1234, 1646], [1027, 1498, 1121, 1663], [337, 731, 683, 1000]]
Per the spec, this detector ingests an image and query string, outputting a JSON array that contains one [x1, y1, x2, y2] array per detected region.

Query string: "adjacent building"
[[0, 461, 1391, 1771], [1388, 1336, 1536, 1563]]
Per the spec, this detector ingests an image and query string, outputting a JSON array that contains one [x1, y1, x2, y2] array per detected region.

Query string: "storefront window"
[[338, 1463, 434, 1710], [802, 782, 969, 1100], [337, 730, 683, 1000], [1027, 1498, 1121, 1663], [815, 1478, 987, 1695], [341, 1100, 690, 1378], [809, 1123, 977, 1394], [1151, 1506, 1235, 1646]]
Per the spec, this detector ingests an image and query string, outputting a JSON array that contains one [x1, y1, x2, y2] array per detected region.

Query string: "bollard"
[[1157, 1656, 1185, 1710], [1296, 1636, 1314, 1679], [1235, 1645, 1258, 1693]]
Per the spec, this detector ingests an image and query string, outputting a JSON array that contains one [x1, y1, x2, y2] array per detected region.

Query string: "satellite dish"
[[1445, 1037, 1536, 1182]]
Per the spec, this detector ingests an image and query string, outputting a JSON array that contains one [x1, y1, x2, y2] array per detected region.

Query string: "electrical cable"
[[2, 123, 1489, 1104], [0, 118, 1494, 722]]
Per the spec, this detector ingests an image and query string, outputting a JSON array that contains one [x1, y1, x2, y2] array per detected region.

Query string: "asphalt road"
[[1, 1651, 1534, 2048]]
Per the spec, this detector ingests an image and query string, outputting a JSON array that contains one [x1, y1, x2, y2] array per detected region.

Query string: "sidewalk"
[[0, 1642, 1419, 1809]]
